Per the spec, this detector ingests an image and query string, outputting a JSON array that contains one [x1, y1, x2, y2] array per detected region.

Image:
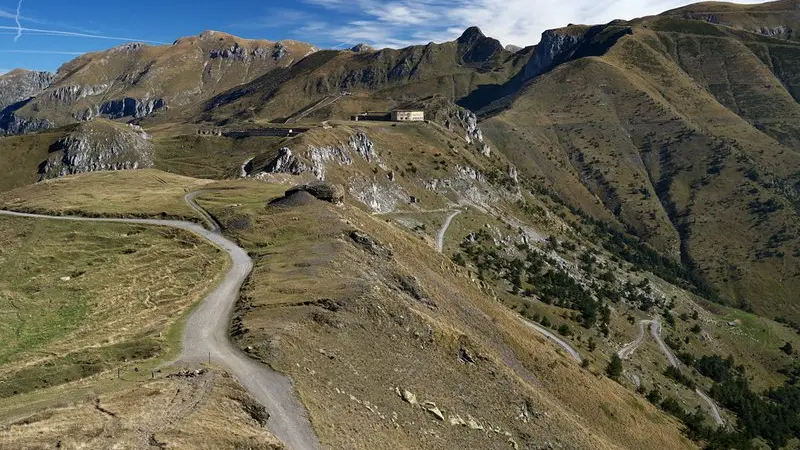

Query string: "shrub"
[[606, 354, 623, 380]]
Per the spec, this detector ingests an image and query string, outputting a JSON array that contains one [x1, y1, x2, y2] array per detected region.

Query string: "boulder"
[[423, 401, 445, 421], [285, 182, 344, 204], [401, 389, 418, 406], [349, 230, 392, 259]]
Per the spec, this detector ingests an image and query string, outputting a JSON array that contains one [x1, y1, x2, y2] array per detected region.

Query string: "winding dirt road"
[[619, 318, 724, 427], [618, 320, 651, 360], [0, 194, 321, 450], [436, 210, 462, 252], [695, 388, 725, 427], [520, 318, 583, 363]]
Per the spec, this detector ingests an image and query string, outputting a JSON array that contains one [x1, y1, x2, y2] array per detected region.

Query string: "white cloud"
[[299, 0, 770, 48]]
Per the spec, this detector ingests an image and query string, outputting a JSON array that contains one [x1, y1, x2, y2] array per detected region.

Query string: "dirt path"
[[618, 320, 651, 360], [619, 317, 724, 428], [0, 195, 321, 450], [648, 320, 679, 368], [436, 210, 461, 252], [520, 318, 582, 363]]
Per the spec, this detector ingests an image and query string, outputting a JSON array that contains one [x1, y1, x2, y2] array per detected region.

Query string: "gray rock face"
[[111, 42, 145, 53], [433, 101, 491, 156], [0, 69, 55, 110], [0, 112, 54, 135], [350, 43, 374, 52], [210, 42, 288, 61], [98, 97, 166, 119], [49, 84, 109, 104], [264, 148, 309, 174], [349, 132, 377, 162], [524, 29, 582, 80], [39, 123, 154, 179], [756, 25, 792, 38], [257, 132, 378, 180], [272, 42, 288, 60]]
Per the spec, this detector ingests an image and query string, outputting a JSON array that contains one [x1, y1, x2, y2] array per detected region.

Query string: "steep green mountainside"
[[481, 8, 800, 322], [662, 0, 800, 40]]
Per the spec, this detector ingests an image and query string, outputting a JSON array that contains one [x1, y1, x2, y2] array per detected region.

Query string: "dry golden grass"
[[186, 180, 695, 450], [0, 169, 213, 219], [0, 369, 280, 450]]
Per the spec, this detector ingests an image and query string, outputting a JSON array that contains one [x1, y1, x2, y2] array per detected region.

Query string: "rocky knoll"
[[39, 120, 154, 179]]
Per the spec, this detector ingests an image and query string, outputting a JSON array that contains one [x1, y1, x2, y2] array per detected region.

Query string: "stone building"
[[390, 110, 425, 122]]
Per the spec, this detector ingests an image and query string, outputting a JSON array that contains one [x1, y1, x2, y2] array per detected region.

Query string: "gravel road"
[[0, 194, 321, 450], [436, 210, 461, 252], [520, 318, 583, 363], [618, 318, 724, 428]]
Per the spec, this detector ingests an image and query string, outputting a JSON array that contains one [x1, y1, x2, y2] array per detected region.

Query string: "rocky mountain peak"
[[350, 43, 374, 52], [457, 26, 487, 44]]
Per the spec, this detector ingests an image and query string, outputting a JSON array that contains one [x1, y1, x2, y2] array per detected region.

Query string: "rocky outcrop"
[[210, 42, 283, 61], [255, 131, 378, 180], [74, 97, 166, 121], [49, 84, 110, 103], [347, 178, 409, 213], [427, 99, 492, 156], [264, 148, 309, 175], [272, 42, 288, 60], [350, 43, 374, 53], [523, 25, 631, 82], [111, 42, 145, 53], [101, 98, 165, 119], [0, 69, 54, 110], [39, 121, 154, 179], [523, 29, 583, 80], [349, 132, 377, 162], [0, 113, 54, 135], [756, 25, 792, 38], [285, 182, 344, 204]]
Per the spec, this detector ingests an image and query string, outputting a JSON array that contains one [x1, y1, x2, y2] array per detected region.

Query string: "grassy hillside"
[[0, 215, 224, 397], [482, 17, 800, 322]]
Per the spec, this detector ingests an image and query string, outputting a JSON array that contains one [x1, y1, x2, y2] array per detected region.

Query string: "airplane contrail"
[[14, 0, 22, 41], [0, 26, 168, 44], [0, 49, 86, 55]]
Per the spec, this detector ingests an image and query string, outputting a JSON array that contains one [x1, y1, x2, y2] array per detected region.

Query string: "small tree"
[[646, 388, 661, 404], [780, 342, 794, 356], [606, 354, 623, 380]]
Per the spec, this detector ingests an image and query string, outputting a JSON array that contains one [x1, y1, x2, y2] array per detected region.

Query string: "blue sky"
[[0, 0, 769, 74]]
